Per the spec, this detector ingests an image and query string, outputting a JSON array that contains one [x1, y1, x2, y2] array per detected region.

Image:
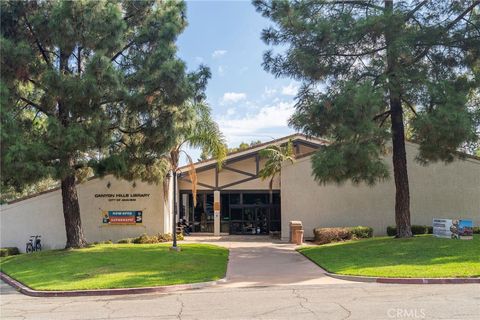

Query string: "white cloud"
[[217, 101, 295, 145], [221, 92, 247, 104], [281, 82, 299, 96], [218, 65, 225, 76], [212, 50, 227, 59], [263, 86, 277, 98]]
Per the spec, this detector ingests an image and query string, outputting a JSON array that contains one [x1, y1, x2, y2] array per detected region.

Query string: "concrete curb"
[[324, 272, 480, 284], [0, 272, 227, 297]]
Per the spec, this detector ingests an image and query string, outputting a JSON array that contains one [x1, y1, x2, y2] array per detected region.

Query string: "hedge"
[[0, 247, 20, 257], [313, 226, 373, 245], [132, 233, 184, 244]]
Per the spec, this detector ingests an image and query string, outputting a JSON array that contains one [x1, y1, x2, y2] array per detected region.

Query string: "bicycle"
[[26, 235, 41, 253]]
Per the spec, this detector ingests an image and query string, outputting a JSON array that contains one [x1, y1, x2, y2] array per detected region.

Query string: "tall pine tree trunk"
[[385, 0, 413, 238], [61, 166, 87, 248], [390, 97, 413, 238], [59, 50, 87, 248]]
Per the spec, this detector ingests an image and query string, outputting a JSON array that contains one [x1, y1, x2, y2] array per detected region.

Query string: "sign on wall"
[[102, 211, 143, 225], [433, 218, 473, 240], [95, 193, 150, 202]]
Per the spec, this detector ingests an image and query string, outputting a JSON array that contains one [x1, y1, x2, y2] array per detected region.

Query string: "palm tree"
[[258, 140, 295, 203], [163, 102, 226, 249]]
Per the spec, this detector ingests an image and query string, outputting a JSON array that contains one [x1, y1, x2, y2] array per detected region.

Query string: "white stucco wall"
[[281, 142, 480, 240], [0, 175, 167, 251]]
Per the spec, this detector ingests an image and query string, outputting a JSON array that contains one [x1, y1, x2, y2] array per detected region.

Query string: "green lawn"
[[298, 235, 480, 278], [0, 243, 228, 290]]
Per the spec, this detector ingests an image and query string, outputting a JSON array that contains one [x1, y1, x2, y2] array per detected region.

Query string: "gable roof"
[[178, 133, 328, 172]]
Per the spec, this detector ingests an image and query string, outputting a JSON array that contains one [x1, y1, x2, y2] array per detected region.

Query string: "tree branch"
[[320, 46, 387, 58], [409, 0, 480, 65], [373, 110, 391, 121], [18, 97, 53, 117], [403, 0, 428, 22], [111, 39, 135, 62], [329, 1, 385, 11], [24, 14, 51, 67], [402, 98, 418, 116]]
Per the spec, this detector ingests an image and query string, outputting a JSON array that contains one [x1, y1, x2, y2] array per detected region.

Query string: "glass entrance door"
[[230, 206, 270, 235]]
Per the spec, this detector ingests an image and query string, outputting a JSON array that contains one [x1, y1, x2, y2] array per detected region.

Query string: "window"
[[229, 193, 240, 205], [231, 208, 242, 220], [243, 193, 268, 205]]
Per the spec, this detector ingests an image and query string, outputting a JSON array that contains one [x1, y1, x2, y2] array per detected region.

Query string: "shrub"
[[157, 233, 172, 242], [427, 226, 433, 234], [350, 226, 373, 239], [386, 226, 397, 236], [313, 227, 352, 245], [132, 234, 159, 244], [473, 227, 480, 234], [103, 240, 113, 244], [0, 247, 20, 257], [411, 225, 428, 235], [117, 238, 132, 244], [387, 225, 429, 236], [93, 241, 100, 245]]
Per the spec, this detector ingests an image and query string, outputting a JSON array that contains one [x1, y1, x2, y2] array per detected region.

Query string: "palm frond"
[[187, 102, 227, 167], [258, 140, 296, 196], [181, 152, 197, 207]]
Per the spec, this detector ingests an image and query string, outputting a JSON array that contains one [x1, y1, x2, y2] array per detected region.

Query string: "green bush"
[[117, 238, 132, 244], [103, 240, 113, 244], [313, 227, 352, 244], [473, 227, 480, 234], [387, 225, 429, 236], [132, 234, 159, 244], [0, 247, 20, 257], [427, 226, 433, 234], [157, 233, 183, 242], [129, 233, 183, 244], [387, 226, 397, 236], [93, 241, 100, 245], [411, 225, 428, 235], [313, 226, 374, 245], [158, 233, 172, 242], [350, 226, 373, 239]]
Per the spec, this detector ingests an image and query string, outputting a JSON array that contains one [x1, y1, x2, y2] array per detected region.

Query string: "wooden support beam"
[[178, 176, 215, 190], [222, 165, 256, 178], [219, 176, 258, 190]]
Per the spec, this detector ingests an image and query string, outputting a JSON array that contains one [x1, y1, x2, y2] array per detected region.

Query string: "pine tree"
[[1, 0, 207, 247], [254, 0, 479, 237]]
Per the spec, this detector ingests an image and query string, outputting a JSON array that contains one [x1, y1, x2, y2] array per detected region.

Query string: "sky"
[[176, 0, 299, 161]]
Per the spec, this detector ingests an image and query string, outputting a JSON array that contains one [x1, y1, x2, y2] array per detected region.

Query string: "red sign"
[[109, 216, 136, 224]]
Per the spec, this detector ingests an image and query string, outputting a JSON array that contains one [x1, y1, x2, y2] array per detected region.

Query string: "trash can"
[[289, 221, 303, 244], [294, 229, 304, 245]]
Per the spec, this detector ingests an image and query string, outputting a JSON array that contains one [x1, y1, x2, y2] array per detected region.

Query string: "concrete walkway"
[[183, 235, 347, 287]]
